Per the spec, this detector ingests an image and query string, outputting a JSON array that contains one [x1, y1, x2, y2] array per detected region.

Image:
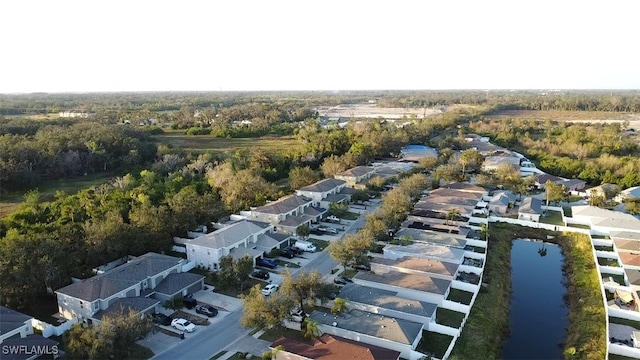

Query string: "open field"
[[486, 110, 640, 129], [0, 172, 115, 218], [315, 103, 443, 119], [153, 131, 303, 153]]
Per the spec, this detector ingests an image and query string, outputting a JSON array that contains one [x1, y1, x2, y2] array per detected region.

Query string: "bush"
[[164, 296, 184, 310]]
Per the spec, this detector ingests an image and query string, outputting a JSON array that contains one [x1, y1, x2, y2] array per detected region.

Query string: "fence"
[[31, 317, 78, 338]]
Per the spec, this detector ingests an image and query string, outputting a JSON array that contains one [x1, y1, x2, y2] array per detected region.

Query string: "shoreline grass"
[[449, 223, 606, 360]]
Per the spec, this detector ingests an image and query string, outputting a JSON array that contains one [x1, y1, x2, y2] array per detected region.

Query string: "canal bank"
[[449, 223, 605, 360]]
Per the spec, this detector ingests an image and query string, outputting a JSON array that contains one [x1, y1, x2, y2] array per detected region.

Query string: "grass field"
[[152, 130, 303, 153], [0, 172, 116, 218], [487, 109, 639, 121]]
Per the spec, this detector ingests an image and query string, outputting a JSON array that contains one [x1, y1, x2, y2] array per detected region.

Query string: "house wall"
[[317, 324, 417, 360], [57, 294, 96, 320]]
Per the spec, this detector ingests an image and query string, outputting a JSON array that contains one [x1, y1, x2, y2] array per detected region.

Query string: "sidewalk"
[[218, 330, 272, 360]]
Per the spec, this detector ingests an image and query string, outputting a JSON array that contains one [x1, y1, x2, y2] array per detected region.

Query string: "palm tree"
[[331, 297, 349, 315], [301, 318, 321, 340], [445, 208, 460, 225]]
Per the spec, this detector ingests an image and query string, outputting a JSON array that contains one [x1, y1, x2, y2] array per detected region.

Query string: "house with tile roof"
[[518, 196, 543, 222], [308, 309, 423, 360], [352, 269, 451, 305], [0, 306, 61, 360], [295, 178, 353, 209], [177, 219, 289, 271], [270, 333, 401, 360], [55, 252, 203, 323], [334, 166, 376, 189]]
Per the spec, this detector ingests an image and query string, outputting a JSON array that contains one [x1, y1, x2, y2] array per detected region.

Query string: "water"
[[501, 239, 569, 360]]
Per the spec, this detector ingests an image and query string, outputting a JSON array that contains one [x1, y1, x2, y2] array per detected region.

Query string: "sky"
[[1, 0, 639, 93]]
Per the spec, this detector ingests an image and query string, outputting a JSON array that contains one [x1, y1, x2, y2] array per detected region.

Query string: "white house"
[[616, 186, 640, 202], [308, 309, 424, 360], [334, 166, 376, 189], [295, 178, 353, 209], [241, 195, 321, 234], [55, 253, 203, 323], [518, 196, 543, 222], [180, 219, 289, 271], [0, 306, 61, 359]]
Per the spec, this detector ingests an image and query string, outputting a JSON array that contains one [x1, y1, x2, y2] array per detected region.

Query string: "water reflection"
[[501, 239, 568, 359]]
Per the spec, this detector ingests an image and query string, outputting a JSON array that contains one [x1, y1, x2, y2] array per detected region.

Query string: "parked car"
[[280, 248, 296, 258], [326, 215, 340, 223], [351, 263, 371, 271], [294, 240, 316, 252], [252, 269, 270, 280], [310, 228, 325, 235], [195, 304, 218, 317], [284, 246, 303, 255], [153, 313, 172, 326], [261, 283, 279, 296], [290, 307, 309, 322], [183, 293, 197, 309], [333, 276, 352, 285], [324, 227, 338, 234], [257, 257, 277, 269], [171, 318, 196, 332]]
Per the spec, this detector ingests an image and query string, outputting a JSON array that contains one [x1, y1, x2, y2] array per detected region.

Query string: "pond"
[[501, 239, 569, 359]]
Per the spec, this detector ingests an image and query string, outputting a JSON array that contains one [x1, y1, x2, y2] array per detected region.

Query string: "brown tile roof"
[[619, 252, 640, 267], [271, 334, 400, 360]]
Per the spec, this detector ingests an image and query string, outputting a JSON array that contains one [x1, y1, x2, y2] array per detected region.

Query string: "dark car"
[[252, 269, 270, 280], [310, 228, 325, 235], [153, 313, 172, 326], [183, 293, 197, 309], [284, 246, 303, 255], [280, 249, 296, 258], [333, 276, 352, 285], [351, 263, 371, 271], [195, 304, 218, 317], [257, 257, 277, 269]]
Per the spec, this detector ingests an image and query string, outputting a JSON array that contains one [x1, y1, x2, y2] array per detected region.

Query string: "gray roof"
[[612, 231, 640, 242], [428, 188, 485, 200], [0, 306, 32, 335], [536, 173, 563, 184], [372, 257, 459, 278], [56, 253, 184, 301], [489, 191, 517, 206], [394, 228, 467, 248], [324, 193, 349, 203], [467, 139, 504, 154], [278, 215, 312, 228], [304, 206, 326, 217], [1, 334, 60, 360], [519, 197, 542, 214], [339, 187, 356, 195], [338, 284, 437, 318], [354, 270, 451, 295], [572, 205, 640, 231], [336, 166, 374, 178], [229, 246, 264, 262], [254, 195, 312, 215], [440, 182, 487, 194], [188, 220, 271, 249], [297, 178, 346, 193], [384, 242, 465, 263], [615, 239, 640, 252], [154, 272, 203, 296], [309, 309, 423, 346], [93, 297, 159, 320], [625, 268, 640, 286], [420, 195, 480, 207], [255, 233, 283, 250]]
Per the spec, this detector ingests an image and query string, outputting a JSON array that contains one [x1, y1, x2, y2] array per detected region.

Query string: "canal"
[[502, 239, 569, 359]]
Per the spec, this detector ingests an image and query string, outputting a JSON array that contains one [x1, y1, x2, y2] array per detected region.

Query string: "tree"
[[366, 176, 387, 191], [301, 318, 321, 340], [296, 224, 310, 239], [235, 255, 255, 292], [331, 297, 349, 315], [321, 155, 349, 178], [280, 269, 325, 311], [625, 199, 640, 215], [241, 285, 292, 330], [417, 155, 438, 172], [545, 180, 566, 207], [289, 166, 320, 190], [328, 239, 353, 270], [445, 208, 461, 225], [351, 189, 370, 204], [459, 149, 484, 174], [329, 201, 349, 219]]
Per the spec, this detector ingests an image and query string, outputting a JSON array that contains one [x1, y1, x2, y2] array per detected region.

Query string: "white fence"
[[181, 260, 197, 273], [32, 317, 78, 338], [609, 343, 640, 359]]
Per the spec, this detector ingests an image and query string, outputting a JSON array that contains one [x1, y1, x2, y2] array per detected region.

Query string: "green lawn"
[[152, 131, 303, 154], [307, 238, 330, 251], [259, 326, 306, 342], [540, 210, 564, 226], [435, 308, 466, 328], [342, 211, 360, 220], [446, 289, 474, 305], [609, 317, 640, 330], [567, 223, 591, 229], [416, 331, 453, 359]]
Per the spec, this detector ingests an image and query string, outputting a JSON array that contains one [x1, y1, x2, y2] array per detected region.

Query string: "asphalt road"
[[151, 310, 248, 360]]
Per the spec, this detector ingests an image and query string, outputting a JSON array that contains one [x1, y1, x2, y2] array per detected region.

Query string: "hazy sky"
[[2, 0, 639, 93]]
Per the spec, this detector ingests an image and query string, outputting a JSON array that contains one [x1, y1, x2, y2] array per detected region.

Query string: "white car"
[[326, 215, 340, 223], [261, 284, 279, 296], [171, 318, 196, 332], [290, 307, 309, 322]]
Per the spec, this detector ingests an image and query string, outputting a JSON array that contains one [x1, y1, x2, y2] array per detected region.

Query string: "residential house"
[[384, 242, 466, 265], [178, 219, 288, 271], [56, 253, 203, 323], [371, 256, 459, 281], [437, 182, 488, 196], [518, 196, 543, 222], [0, 306, 61, 360], [335, 284, 437, 328], [242, 195, 320, 234], [535, 173, 564, 189], [334, 166, 376, 189], [463, 134, 490, 143], [482, 152, 521, 172], [487, 191, 517, 215], [352, 268, 451, 305], [616, 186, 640, 203], [270, 333, 401, 360], [393, 228, 467, 249], [295, 178, 353, 209], [588, 183, 621, 200], [571, 206, 640, 234], [307, 309, 424, 360], [560, 179, 587, 192], [399, 145, 438, 162]]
